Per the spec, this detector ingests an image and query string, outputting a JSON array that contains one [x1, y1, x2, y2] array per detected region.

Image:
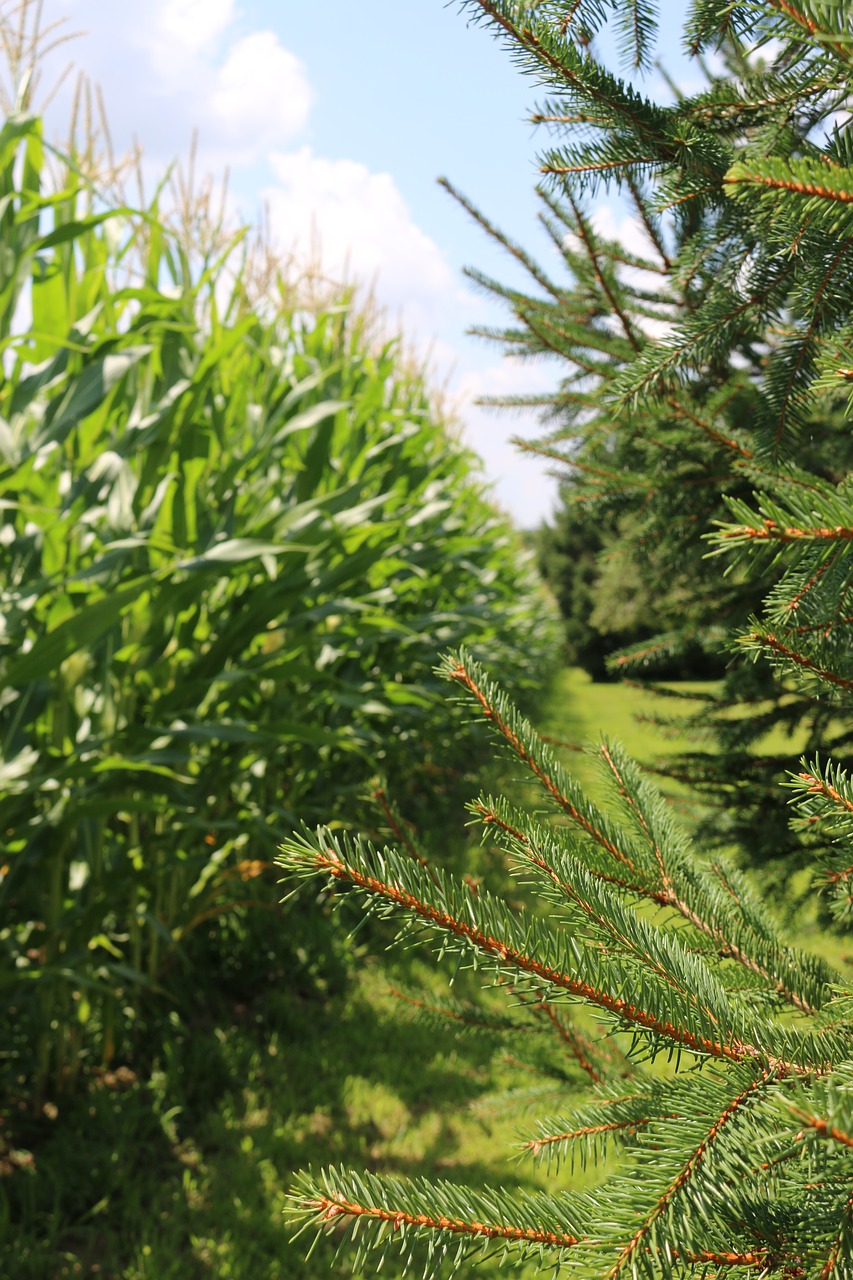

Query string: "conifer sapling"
[[280, 1, 853, 1275]]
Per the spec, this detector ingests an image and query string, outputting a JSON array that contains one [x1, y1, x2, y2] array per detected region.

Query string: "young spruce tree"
[[281, 1, 853, 1275], [450, 0, 853, 881]]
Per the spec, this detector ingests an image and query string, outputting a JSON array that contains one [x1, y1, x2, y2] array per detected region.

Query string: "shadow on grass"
[[3, 960, 557, 1280]]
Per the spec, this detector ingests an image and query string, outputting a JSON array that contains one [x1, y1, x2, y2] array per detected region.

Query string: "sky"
[[25, 1, 699, 526]]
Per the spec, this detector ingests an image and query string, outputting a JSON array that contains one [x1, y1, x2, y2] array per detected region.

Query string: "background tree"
[[534, 494, 615, 677], [535, 498, 730, 679]]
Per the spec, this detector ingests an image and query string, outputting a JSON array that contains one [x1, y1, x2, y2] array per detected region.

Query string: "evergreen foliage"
[[534, 497, 725, 678], [471, 0, 853, 871], [282, 649, 852, 1277], [534, 497, 620, 678], [281, 1, 853, 1275]]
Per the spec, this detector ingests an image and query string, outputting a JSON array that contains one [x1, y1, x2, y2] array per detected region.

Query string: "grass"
[[535, 668, 722, 825], [2, 667, 837, 1279], [541, 668, 715, 764], [4, 955, 573, 1279], [542, 668, 810, 770]]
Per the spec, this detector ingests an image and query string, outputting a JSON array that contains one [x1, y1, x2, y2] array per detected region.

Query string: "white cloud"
[[589, 205, 656, 258], [147, 0, 236, 71], [209, 32, 313, 148], [39, 3, 467, 341], [40, 3, 311, 164], [140, 7, 313, 160], [453, 357, 561, 526], [263, 147, 465, 334]]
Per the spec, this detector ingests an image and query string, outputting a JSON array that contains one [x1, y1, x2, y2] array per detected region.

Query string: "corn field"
[[0, 111, 559, 1107]]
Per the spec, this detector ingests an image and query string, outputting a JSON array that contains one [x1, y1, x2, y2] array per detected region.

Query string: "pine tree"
[[534, 495, 654, 678], [442, 0, 853, 881], [279, 1, 853, 1275]]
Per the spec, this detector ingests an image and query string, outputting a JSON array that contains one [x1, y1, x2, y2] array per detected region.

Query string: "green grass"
[[546, 667, 813, 758], [539, 668, 815, 821], [4, 954, 576, 1279], [542, 668, 714, 762], [534, 668, 721, 827]]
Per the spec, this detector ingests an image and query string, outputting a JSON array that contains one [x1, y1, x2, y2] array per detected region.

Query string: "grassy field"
[[540, 667, 810, 772], [540, 667, 714, 765], [8, 961, 562, 1279], [534, 667, 720, 828], [2, 668, 831, 1280]]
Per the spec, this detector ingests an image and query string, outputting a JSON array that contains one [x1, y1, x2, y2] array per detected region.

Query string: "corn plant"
[[0, 111, 559, 1104]]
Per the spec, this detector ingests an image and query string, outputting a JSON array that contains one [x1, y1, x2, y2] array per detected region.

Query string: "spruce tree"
[[444, 0, 853, 880], [280, 1, 853, 1275], [534, 496, 652, 678]]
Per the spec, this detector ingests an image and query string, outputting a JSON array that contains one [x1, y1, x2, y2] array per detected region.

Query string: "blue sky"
[[36, 1, 699, 525]]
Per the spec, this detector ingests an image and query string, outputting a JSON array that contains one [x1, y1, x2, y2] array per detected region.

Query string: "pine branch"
[[603, 1068, 771, 1280], [565, 192, 643, 350], [450, 652, 832, 1017], [665, 394, 754, 458], [534, 1000, 626, 1082], [790, 1109, 853, 1151], [515, 301, 635, 363], [521, 1082, 677, 1166], [766, 239, 853, 446], [387, 986, 543, 1038], [816, 1190, 853, 1280], [538, 179, 671, 275], [280, 824, 792, 1065], [765, 0, 853, 67], [461, 0, 672, 143], [371, 784, 428, 866], [472, 795, 653, 898], [483, 784, 828, 1021], [613, 0, 658, 71], [725, 158, 853, 237], [738, 166, 853, 203], [443, 653, 640, 873], [720, 521, 853, 545], [613, 261, 796, 404], [740, 628, 853, 694], [626, 172, 672, 268], [289, 1167, 584, 1268], [788, 760, 853, 917], [438, 175, 566, 303], [543, 151, 658, 177]]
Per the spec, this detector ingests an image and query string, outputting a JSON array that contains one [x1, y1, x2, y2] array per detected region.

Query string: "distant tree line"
[[534, 496, 731, 681]]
